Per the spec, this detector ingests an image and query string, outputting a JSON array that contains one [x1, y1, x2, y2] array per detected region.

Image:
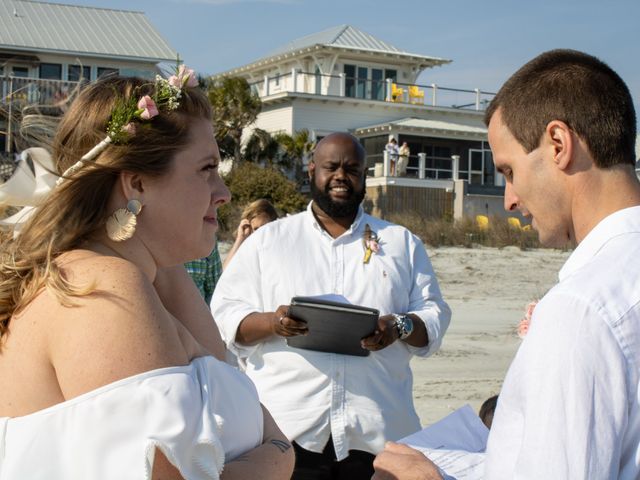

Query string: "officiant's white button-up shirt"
[[486, 206, 640, 479], [211, 203, 451, 460]]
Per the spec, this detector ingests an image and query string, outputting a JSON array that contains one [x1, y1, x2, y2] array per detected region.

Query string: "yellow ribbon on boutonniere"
[[363, 223, 381, 264]]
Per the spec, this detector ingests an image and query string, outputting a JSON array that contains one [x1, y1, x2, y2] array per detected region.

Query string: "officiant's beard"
[[310, 173, 365, 219]]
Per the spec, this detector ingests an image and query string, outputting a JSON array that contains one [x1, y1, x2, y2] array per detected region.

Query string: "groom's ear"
[[545, 120, 574, 171]]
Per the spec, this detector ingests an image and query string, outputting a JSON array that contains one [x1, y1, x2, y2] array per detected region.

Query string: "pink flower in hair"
[[137, 95, 159, 120], [122, 122, 136, 135], [168, 65, 198, 88]]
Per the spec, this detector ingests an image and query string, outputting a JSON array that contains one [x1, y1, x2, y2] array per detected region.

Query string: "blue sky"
[[45, 0, 640, 115]]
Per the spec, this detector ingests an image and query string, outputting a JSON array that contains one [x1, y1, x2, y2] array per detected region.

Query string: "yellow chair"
[[507, 217, 522, 230], [408, 85, 425, 104], [391, 83, 405, 102], [508, 217, 533, 231], [476, 215, 489, 231]]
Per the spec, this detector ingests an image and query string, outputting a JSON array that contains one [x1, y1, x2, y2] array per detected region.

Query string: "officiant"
[[211, 132, 451, 480]]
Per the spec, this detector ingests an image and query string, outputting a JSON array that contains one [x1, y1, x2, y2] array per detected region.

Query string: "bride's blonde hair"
[[0, 75, 212, 341]]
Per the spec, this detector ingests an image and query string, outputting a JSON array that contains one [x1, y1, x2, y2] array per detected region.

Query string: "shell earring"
[[106, 199, 142, 242]]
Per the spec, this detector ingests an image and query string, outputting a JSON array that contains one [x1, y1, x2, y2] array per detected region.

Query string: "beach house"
[[212, 24, 503, 219], [0, 0, 176, 156]]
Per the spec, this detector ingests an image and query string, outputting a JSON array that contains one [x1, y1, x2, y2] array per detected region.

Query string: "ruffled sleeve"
[[0, 356, 263, 480]]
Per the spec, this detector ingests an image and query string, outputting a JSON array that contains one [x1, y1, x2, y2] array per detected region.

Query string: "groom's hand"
[[371, 442, 443, 480]]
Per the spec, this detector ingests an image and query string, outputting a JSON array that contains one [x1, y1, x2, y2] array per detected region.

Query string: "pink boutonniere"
[[363, 223, 381, 264], [517, 300, 538, 339]]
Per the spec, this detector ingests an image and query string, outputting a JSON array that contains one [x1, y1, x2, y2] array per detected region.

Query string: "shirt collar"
[[558, 205, 640, 281], [305, 201, 365, 237]]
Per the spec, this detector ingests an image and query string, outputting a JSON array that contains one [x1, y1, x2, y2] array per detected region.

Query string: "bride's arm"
[[222, 405, 295, 479], [153, 264, 226, 361]]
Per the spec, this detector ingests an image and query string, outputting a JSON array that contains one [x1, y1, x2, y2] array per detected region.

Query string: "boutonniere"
[[516, 300, 538, 338], [363, 223, 381, 264]]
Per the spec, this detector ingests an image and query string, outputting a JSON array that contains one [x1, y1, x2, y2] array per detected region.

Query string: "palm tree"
[[207, 77, 261, 166], [243, 128, 280, 165], [274, 129, 315, 184]]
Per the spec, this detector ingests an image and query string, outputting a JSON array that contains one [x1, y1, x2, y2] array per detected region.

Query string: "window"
[[119, 68, 154, 79], [384, 69, 397, 82], [315, 66, 322, 95], [345, 65, 391, 100], [465, 148, 494, 185], [97, 67, 119, 78], [12, 66, 29, 78], [356, 67, 367, 99], [371, 69, 384, 100], [68, 65, 91, 82], [344, 64, 356, 98], [39, 63, 62, 80]]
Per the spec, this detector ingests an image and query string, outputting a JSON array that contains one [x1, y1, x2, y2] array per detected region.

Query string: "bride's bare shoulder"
[[28, 250, 189, 398]]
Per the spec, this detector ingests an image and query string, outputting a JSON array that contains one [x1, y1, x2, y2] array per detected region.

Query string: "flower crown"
[[55, 65, 198, 186]]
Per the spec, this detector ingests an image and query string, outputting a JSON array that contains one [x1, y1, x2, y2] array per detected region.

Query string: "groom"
[[373, 49, 640, 479]]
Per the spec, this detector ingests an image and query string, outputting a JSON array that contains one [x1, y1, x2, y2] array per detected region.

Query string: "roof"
[[0, 0, 176, 63], [355, 117, 487, 139], [214, 24, 450, 78], [269, 25, 409, 57]]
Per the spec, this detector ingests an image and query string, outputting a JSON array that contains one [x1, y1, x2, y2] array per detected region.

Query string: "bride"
[[0, 69, 294, 479]]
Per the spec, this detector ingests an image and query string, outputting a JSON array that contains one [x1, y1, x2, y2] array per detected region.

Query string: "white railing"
[[249, 70, 495, 111], [1, 76, 84, 153], [368, 152, 458, 179]]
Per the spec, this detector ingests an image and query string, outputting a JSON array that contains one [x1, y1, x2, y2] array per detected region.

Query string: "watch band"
[[392, 313, 413, 340]]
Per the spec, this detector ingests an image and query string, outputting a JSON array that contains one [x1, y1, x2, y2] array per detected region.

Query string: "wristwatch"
[[392, 314, 414, 340]]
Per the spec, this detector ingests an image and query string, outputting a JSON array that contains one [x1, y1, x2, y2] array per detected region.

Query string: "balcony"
[[249, 70, 496, 111], [1, 75, 81, 108], [1, 76, 82, 154]]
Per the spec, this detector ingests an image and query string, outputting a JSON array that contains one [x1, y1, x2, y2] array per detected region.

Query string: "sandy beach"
[[413, 246, 570, 426]]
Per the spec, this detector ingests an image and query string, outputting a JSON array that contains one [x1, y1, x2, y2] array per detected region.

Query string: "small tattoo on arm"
[[270, 439, 292, 453], [232, 454, 250, 463]]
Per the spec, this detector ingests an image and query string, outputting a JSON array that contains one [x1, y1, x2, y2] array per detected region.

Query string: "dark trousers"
[[291, 437, 375, 480]]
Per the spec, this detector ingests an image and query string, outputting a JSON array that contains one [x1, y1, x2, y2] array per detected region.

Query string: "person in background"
[[185, 245, 223, 305], [222, 198, 278, 270], [372, 48, 640, 479], [385, 137, 399, 176], [212, 132, 451, 480], [478, 395, 498, 429], [397, 142, 410, 177]]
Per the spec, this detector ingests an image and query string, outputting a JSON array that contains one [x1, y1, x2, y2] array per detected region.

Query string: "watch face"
[[394, 314, 413, 339]]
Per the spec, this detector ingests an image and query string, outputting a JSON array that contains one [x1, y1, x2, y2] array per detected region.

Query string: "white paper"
[[399, 405, 488, 480], [411, 448, 485, 480]]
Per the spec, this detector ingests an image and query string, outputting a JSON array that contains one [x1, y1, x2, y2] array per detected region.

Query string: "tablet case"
[[286, 296, 379, 356]]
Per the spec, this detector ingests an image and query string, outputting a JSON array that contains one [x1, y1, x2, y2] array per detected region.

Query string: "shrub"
[[387, 212, 541, 250], [218, 163, 307, 239]]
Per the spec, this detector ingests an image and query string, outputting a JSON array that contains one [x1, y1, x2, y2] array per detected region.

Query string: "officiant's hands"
[[361, 314, 398, 351], [372, 442, 443, 480], [272, 305, 308, 337]]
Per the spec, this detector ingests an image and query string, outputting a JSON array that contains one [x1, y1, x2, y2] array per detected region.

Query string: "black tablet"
[[285, 296, 379, 357]]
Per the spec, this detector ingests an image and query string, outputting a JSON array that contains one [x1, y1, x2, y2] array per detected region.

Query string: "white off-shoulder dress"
[[0, 356, 263, 479]]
